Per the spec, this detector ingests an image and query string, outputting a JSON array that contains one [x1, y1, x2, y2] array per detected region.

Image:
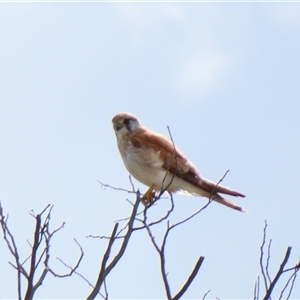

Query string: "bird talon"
[[141, 185, 156, 205]]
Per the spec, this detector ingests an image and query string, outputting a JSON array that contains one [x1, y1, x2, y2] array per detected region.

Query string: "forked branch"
[[0, 202, 83, 300], [86, 191, 142, 300], [255, 220, 300, 300]]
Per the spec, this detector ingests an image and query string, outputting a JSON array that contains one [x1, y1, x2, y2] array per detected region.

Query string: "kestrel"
[[112, 112, 246, 212]]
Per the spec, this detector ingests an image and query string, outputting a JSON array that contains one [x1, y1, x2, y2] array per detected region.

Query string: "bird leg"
[[141, 184, 156, 205]]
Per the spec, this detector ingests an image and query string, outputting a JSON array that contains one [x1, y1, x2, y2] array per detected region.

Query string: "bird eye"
[[123, 118, 131, 126]]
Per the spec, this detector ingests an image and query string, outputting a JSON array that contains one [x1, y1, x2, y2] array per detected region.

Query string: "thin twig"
[[254, 276, 260, 300], [279, 268, 298, 300], [260, 220, 269, 292], [48, 239, 84, 278], [263, 247, 293, 300], [282, 261, 300, 273], [202, 289, 211, 300], [266, 239, 272, 285], [209, 169, 230, 200], [128, 175, 136, 192], [142, 190, 209, 299], [1, 202, 82, 300], [155, 125, 178, 200], [173, 256, 205, 300], [169, 200, 211, 231], [56, 257, 105, 299], [134, 192, 175, 231], [86, 223, 119, 300], [140, 169, 230, 299], [24, 205, 55, 299], [286, 271, 298, 300], [97, 180, 135, 194], [86, 192, 141, 300], [0, 203, 24, 300], [103, 278, 109, 300]]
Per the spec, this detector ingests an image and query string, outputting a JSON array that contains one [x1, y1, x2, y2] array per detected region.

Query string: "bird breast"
[[117, 136, 168, 188]]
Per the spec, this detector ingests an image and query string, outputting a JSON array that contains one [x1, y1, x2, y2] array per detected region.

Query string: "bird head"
[[112, 113, 141, 137]]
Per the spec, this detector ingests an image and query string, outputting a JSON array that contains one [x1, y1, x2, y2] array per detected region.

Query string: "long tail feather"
[[200, 178, 245, 197], [195, 178, 247, 212], [210, 194, 247, 213]]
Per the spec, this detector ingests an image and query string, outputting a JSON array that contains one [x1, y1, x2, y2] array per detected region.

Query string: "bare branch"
[[86, 234, 121, 240], [171, 200, 211, 231], [86, 192, 141, 299], [48, 239, 84, 278], [24, 205, 52, 299], [285, 271, 298, 300], [56, 256, 106, 299], [1, 202, 83, 299], [258, 221, 300, 300], [260, 220, 269, 292], [167, 169, 230, 232], [162, 125, 178, 193], [103, 277, 109, 300], [266, 239, 272, 285], [87, 222, 118, 299], [133, 192, 175, 231], [1, 202, 24, 300], [202, 289, 211, 300], [142, 195, 207, 299], [97, 180, 135, 194], [139, 169, 230, 299], [253, 276, 259, 300], [128, 175, 136, 192], [263, 247, 292, 300], [279, 268, 298, 300], [209, 169, 230, 200], [282, 261, 300, 274], [153, 125, 178, 201], [173, 256, 205, 300]]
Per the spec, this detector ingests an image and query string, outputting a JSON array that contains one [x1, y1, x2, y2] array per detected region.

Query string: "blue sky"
[[1, 2, 300, 299]]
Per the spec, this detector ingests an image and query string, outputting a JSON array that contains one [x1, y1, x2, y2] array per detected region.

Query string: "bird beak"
[[115, 122, 123, 131]]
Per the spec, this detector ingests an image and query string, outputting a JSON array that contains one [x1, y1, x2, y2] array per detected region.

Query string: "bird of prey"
[[112, 112, 246, 212]]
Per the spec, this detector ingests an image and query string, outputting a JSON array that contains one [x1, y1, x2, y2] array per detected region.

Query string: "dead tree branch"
[[86, 191, 142, 300], [139, 170, 233, 299], [140, 191, 206, 300], [97, 180, 136, 195], [0, 202, 24, 300], [254, 276, 260, 300], [260, 220, 269, 292], [0, 202, 83, 300], [255, 220, 300, 300]]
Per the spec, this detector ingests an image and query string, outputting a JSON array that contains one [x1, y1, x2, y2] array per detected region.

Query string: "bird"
[[112, 112, 247, 212]]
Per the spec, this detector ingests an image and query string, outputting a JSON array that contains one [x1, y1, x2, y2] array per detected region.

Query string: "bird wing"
[[131, 127, 245, 199]]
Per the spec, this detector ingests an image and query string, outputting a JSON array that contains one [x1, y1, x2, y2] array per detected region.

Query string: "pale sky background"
[[1, 2, 300, 300]]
